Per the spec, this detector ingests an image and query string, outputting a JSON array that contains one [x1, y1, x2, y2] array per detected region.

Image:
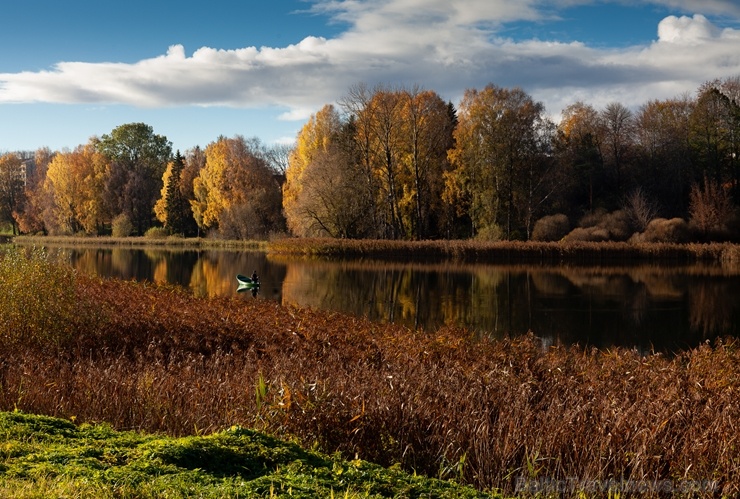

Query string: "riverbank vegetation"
[[3, 77, 740, 245], [12, 234, 740, 267], [13, 234, 268, 251], [1, 248, 738, 497], [267, 237, 740, 266]]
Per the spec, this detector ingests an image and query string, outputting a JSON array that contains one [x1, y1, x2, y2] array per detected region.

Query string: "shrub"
[[0, 248, 78, 348], [531, 214, 570, 241], [623, 187, 659, 232], [565, 210, 632, 242], [578, 208, 608, 228], [474, 224, 502, 242], [629, 217, 690, 243], [144, 226, 169, 239], [564, 226, 609, 242], [689, 178, 736, 238], [111, 214, 133, 238]]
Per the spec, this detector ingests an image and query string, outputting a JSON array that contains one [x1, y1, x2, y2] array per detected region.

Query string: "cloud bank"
[[1, 0, 740, 119]]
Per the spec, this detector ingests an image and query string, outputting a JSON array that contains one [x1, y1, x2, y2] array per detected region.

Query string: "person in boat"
[[251, 270, 259, 284]]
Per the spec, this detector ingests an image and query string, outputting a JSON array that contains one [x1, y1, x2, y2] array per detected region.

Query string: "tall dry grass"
[[14, 234, 268, 250], [268, 237, 740, 268], [1, 250, 738, 496]]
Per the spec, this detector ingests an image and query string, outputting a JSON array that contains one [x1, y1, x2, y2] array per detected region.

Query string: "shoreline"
[[11, 234, 740, 267]]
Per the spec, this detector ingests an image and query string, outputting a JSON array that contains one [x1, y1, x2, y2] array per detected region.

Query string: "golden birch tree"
[[283, 105, 342, 236]]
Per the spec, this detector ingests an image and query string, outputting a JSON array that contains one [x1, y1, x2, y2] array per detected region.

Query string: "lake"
[[44, 245, 740, 353]]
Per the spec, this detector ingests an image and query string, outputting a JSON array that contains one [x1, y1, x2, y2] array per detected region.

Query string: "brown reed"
[[267, 237, 740, 267], [1, 271, 738, 496]]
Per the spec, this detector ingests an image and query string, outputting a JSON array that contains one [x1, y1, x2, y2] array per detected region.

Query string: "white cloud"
[[657, 14, 721, 43], [277, 108, 316, 121], [1, 0, 740, 123]]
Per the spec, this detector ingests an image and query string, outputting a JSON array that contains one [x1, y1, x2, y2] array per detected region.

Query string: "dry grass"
[[14, 235, 740, 269], [14, 234, 268, 250], [268, 237, 740, 268], [1, 252, 739, 496]]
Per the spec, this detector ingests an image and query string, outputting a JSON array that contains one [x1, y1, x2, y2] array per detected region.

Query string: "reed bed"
[[268, 237, 740, 267], [13, 234, 268, 251], [14, 234, 740, 268], [1, 251, 738, 497]]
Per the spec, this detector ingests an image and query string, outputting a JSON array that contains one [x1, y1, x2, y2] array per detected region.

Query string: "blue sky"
[[2, 0, 740, 154]]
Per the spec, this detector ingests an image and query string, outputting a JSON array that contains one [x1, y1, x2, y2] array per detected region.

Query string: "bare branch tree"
[[624, 187, 659, 232]]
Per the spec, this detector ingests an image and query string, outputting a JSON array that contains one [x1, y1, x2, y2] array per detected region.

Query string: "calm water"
[[43, 246, 740, 352]]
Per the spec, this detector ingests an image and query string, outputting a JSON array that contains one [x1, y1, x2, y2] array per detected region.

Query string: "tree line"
[[0, 125, 287, 238], [2, 76, 740, 242]]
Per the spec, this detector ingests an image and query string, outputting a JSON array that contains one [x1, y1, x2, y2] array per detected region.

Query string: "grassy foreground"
[[0, 411, 491, 498], [1, 247, 739, 497]]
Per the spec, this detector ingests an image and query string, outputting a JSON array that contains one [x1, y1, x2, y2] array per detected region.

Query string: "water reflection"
[[41, 246, 740, 352]]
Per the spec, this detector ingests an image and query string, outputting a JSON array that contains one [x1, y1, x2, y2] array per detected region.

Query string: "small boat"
[[236, 274, 260, 291]]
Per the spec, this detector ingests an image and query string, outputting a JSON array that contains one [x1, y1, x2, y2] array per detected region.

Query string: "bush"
[[144, 226, 169, 239], [474, 224, 502, 242], [578, 208, 608, 228], [111, 214, 133, 238], [623, 187, 659, 232], [689, 178, 735, 237], [0, 248, 78, 348], [563, 226, 602, 242], [565, 210, 632, 242], [629, 217, 690, 243], [532, 214, 570, 241]]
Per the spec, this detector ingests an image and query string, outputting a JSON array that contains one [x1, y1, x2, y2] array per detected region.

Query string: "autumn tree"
[[154, 151, 190, 236], [285, 112, 373, 238], [340, 83, 382, 235], [398, 88, 456, 239], [179, 147, 206, 237], [552, 101, 606, 216], [43, 150, 81, 234], [633, 96, 694, 214], [15, 147, 55, 234], [43, 143, 107, 234], [689, 82, 736, 190], [367, 88, 407, 238], [339, 84, 457, 239], [284, 105, 344, 236], [600, 102, 635, 197], [0, 153, 24, 234], [97, 123, 172, 235], [445, 85, 554, 240], [718, 77, 740, 203], [191, 136, 284, 239]]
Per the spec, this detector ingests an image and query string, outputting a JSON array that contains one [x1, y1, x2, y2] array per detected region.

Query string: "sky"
[[1, 0, 740, 154]]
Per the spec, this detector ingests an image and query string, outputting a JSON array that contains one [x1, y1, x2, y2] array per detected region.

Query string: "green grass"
[[0, 411, 497, 498]]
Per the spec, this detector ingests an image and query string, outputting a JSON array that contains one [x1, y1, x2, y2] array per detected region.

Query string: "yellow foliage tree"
[[284, 105, 343, 236], [445, 84, 553, 240], [43, 143, 107, 234], [398, 88, 454, 239], [191, 136, 283, 238]]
